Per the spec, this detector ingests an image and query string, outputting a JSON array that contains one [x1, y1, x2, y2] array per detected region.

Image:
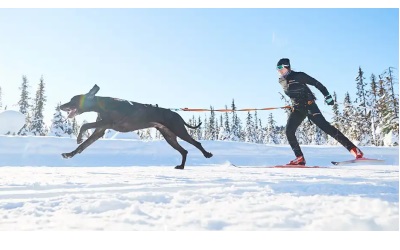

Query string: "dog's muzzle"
[[60, 104, 78, 118]]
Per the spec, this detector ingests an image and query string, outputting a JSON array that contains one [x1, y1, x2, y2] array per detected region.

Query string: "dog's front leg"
[[62, 128, 106, 158], [77, 120, 108, 144]]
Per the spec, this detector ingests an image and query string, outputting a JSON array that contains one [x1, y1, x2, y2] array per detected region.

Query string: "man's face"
[[277, 66, 289, 76]]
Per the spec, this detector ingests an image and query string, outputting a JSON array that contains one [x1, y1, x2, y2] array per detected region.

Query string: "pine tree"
[[208, 106, 216, 140], [215, 119, 219, 138], [49, 103, 66, 137], [366, 74, 380, 145], [257, 118, 265, 144], [188, 115, 197, 139], [64, 119, 73, 136], [230, 99, 238, 140], [354, 67, 372, 145], [385, 67, 399, 118], [278, 125, 288, 145], [342, 92, 358, 143], [230, 99, 242, 141], [30, 76, 47, 136], [327, 92, 342, 145], [203, 114, 209, 140], [253, 111, 263, 144], [264, 113, 279, 144], [377, 69, 399, 145], [196, 116, 203, 140], [224, 105, 231, 137], [18, 75, 31, 115], [331, 92, 342, 130], [355, 67, 368, 116], [217, 113, 229, 140], [297, 119, 313, 145], [312, 126, 326, 145], [17, 75, 32, 135], [72, 117, 79, 137], [244, 111, 256, 143], [374, 76, 388, 145], [219, 113, 223, 132]]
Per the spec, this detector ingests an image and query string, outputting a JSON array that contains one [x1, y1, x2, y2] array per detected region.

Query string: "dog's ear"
[[87, 84, 100, 99]]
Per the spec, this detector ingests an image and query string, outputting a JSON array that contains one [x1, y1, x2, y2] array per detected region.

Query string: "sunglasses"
[[277, 65, 289, 70]]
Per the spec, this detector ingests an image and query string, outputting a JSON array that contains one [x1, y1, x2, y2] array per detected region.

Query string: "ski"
[[331, 158, 385, 166], [274, 165, 321, 168], [230, 164, 323, 169]]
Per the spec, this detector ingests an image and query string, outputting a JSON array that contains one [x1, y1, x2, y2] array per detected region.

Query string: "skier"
[[276, 58, 364, 165]]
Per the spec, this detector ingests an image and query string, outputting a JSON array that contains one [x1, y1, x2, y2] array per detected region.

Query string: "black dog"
[[60, 84, 213, 169]]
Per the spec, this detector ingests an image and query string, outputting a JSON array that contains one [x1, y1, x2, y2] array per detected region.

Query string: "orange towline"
[[177, 106, 291, 112]]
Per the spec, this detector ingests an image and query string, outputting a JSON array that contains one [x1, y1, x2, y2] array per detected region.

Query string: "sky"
[[0, 135, 398, 248], [0, 6, 398, 127]]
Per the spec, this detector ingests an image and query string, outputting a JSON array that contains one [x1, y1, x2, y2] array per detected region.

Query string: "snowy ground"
[[0, 135, 398, 233], [0, 136, 399, 231]]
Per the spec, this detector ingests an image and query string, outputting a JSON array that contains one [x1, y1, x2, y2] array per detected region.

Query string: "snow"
[[384, 130, 399, 146], [0, 135, 398, 249], [108, 130, 141, 140], [0, 110, 25, 135]]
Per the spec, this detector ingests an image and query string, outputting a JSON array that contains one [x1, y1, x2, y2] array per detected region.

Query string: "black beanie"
[[277, 58, 290, 67]]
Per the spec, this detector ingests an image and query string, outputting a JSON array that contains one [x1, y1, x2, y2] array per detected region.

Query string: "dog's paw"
[[77, 138, 83, 144], [175, 165, 184, 170], [205, 152, 213, 158], [61, 153, 72, 159]]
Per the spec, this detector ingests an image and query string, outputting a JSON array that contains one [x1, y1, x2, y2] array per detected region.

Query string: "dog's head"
[[60, 85, 100, 118]]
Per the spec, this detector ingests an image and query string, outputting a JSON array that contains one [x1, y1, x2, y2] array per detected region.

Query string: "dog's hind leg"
[[165, 114, 213, 159], [62, 128, 106, 159], [156, 126, 188, 170], [173, 127, 213, 159]]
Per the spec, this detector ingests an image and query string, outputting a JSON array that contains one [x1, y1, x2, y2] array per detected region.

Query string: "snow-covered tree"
[[342, 92, 358, 143], [17, 75, 32, 135], [196, 116, 203, 140], [376, 70, 399, 145], [264, 113, 279, 144], [256, 117, 265, 144], [49, 103, 67, 137], [244, 112, 255, 142], [366, 74, 380, 145], [18, 75, 31, 115], [30, 76, 47, 136], [207, 107, 217, 140], [72, 117, 79, 137], [354, 67, 372, 145], [230, 99, 243, 141], [224, 105, 231, 138]]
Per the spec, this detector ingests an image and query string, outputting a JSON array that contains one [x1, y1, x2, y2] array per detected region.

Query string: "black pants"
[[286, 102, 356, 157]]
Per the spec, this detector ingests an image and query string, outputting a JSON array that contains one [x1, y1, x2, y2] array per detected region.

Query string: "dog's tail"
[[184, 121, 202, 129]]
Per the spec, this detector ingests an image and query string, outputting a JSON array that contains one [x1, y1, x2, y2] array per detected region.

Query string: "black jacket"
[[279, 70, 329, 106]]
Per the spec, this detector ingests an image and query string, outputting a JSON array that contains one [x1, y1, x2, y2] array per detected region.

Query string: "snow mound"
[[107, 130, 140, 140], [0, 110, 26, 135]]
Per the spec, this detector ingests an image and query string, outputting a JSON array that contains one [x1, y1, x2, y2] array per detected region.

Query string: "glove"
[[324, 94, 334, 105]]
